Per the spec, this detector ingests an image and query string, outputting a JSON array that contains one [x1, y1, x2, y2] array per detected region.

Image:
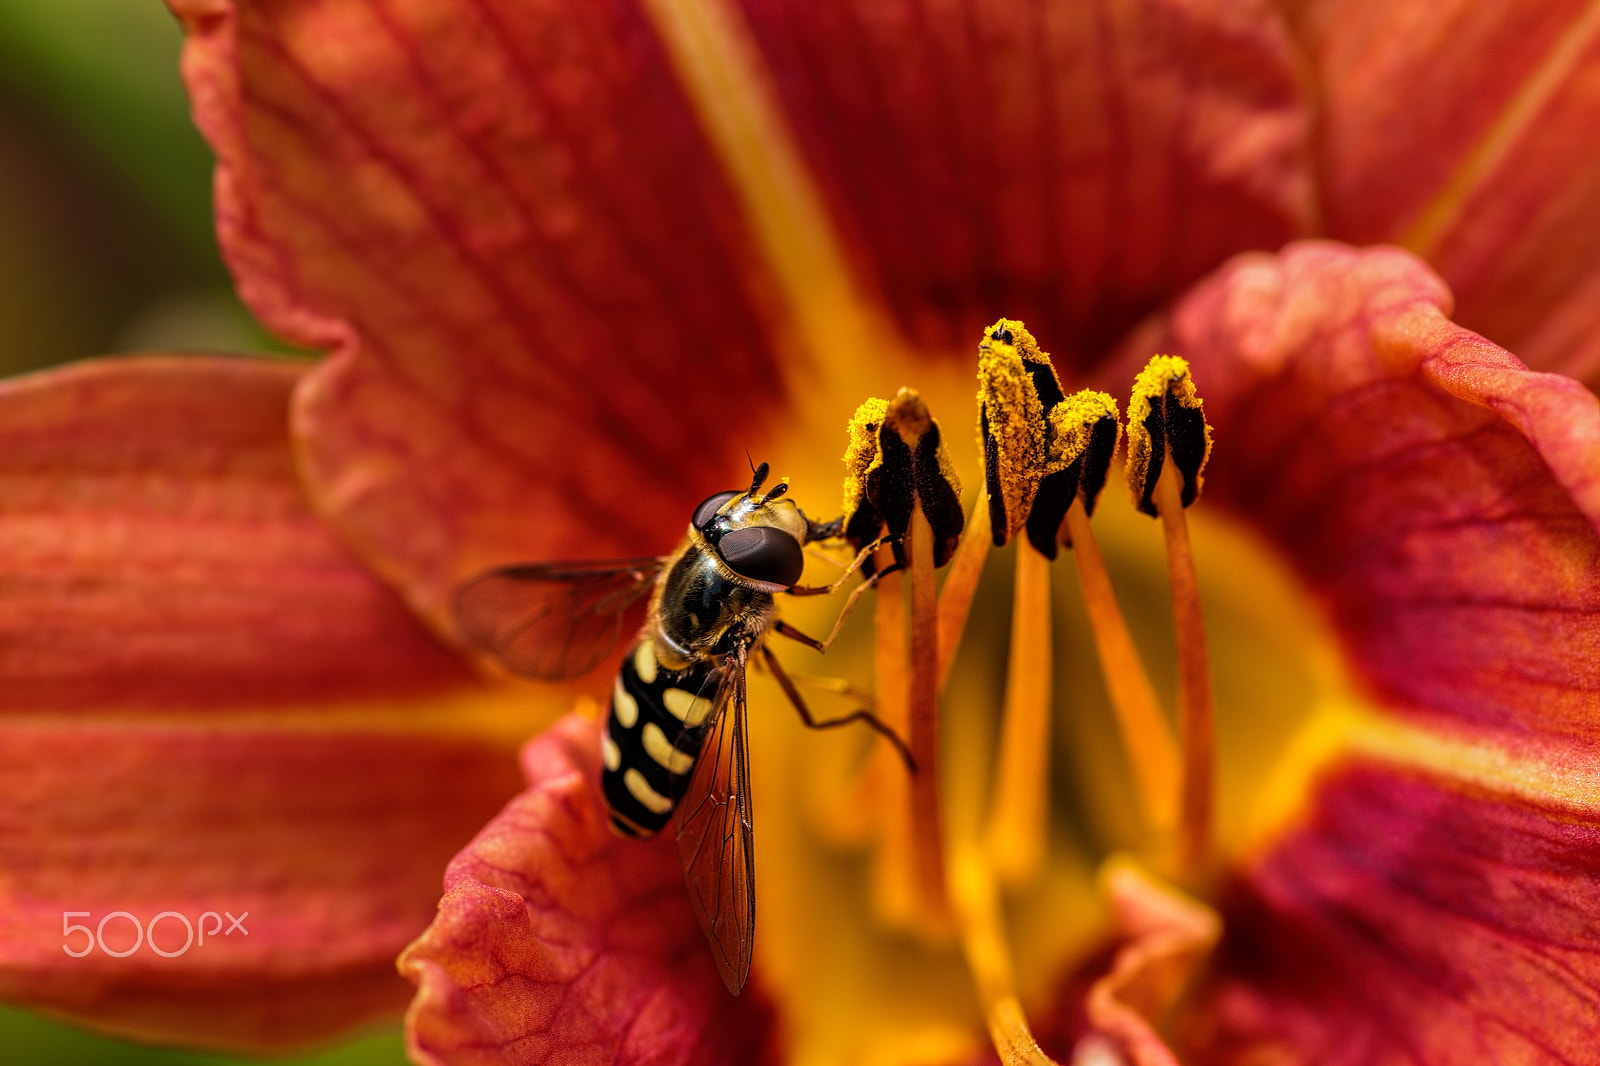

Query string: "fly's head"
[[690, 462, 809, 591]]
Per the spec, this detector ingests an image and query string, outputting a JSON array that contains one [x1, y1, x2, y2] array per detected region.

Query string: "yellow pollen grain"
[[1044, 391, 1120, 476], [624, 768, 674, 814], [634, 641, 658, 685], [601, 734, 623, 771], [1125, 355, 1212, 510], [643, 721, 695, 774], [612, 675, 639, 728], [976, 319, 1056, 539], [841, 396, 889, 521]]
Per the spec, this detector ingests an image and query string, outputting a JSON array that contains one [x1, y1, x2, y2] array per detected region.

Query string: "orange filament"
[[952, 844, 1064, 1066], [870, 565, 918, 928], [984, 538, 1053, 886], [1063, 499, 1181, 837], [935, 501, 993, 690], [1154, 460, 1214, 876], [907, 500, 952, 934]]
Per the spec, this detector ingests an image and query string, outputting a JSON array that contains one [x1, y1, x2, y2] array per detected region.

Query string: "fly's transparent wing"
[[452, 558, 663, 680], [673, 647, 754, 996]]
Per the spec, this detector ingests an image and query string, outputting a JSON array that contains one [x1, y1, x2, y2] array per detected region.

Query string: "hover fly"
[[453, 463, 911, 996]]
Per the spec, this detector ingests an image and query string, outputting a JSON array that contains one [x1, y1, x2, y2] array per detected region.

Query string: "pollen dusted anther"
[[975, 317, 1067, 546], [841, 388, 965, 572], [1126, 354, 1214, 516]]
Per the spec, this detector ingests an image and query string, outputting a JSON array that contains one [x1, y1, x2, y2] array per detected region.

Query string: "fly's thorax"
[[708, 491, 809, 543], [653, 535, 775, 660]]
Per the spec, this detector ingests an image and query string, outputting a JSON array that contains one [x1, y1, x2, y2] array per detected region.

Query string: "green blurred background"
[[0, 1, 399, 1062], [0, 0, 290, 374]]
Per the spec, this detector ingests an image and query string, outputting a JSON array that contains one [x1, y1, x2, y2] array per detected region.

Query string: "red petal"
[[170, 0, 792, 627], [0, 357, 525, 1050], [1188, 762, 1600, 1065], [1302, 0, 1600, 387], [400, 714, 778, 1066], [0, 356, 471, 712], [1147, 241, 1600, 747], [1127, 242, 1600, 1063], [733, 0, 1313, 365]]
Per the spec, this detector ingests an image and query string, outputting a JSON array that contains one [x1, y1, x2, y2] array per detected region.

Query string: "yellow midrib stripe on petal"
[[642, 0, 913, 394], [0, 687, 578, 747], [1400, 0, 1600, 257], [1245, 696, 1600, 859]]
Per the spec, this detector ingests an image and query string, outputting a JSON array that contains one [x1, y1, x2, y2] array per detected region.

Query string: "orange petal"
[[170, 0, 795, 630], [1302, 0, 1600, 388], [731, 0, 1314, 366], [400, 714, 778, 1066], [0, 357, 527, 1050], [1146, 240, 1600, 749]]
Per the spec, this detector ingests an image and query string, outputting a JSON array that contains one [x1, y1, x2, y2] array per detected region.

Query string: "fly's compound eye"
[[692, 490, 741, 530], [991, 327, 1014, 344], [717, 526, 805, 588]]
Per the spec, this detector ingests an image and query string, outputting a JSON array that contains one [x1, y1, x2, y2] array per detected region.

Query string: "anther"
[[1125, 355, 1212, 517], [976, 318, 1065, 548], [1126, 355, 1216, 876]]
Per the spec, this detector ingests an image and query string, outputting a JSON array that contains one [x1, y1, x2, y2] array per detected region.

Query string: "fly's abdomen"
[[600, 639, 720, 838]]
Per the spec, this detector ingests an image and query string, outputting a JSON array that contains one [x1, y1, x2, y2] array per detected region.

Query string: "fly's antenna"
[[761, 479, 790, 505], [745, 450, 757, 476], [749, 461, 770, 496]]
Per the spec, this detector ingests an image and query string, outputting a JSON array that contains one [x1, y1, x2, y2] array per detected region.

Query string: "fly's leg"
[[746, 653, 879, 711], [787, 535, 899, 597], [759, 644, 915, 774], [772, 554, 902, 656], [774, 670, 876, 708]]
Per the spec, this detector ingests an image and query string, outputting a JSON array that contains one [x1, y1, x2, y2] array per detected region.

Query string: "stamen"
[[1039, 388, 1181, 838], [1126, 356, 1216, 875], [951, 843, 1065, 1066], [839, 389, 965, 935], [973, 320, 1071, 887]]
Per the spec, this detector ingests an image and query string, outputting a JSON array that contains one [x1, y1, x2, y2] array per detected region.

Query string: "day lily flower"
[[2, 1, 1599, 1064]]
